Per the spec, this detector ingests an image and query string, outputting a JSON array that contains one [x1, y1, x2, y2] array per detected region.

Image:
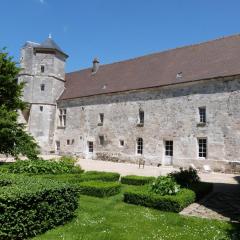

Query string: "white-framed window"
[[120, 140, 124, 147], [165, 140, 173, 156], [88, 141, 93, 153], [41, 65, 45, 73], [59, 109, 66, 127], [40, 84, 45, 91], [137, 138, 143, 154], [138, 110, 144, 125], [198, 138, 207, 158], [199, 107, 206, 123], [99, 136, 104, 145]]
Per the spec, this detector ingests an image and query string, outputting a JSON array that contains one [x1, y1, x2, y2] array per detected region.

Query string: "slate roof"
[[58, 34, 240, 100]]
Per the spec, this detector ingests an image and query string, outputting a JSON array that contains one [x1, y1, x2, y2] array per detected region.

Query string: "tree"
[[0, 49, 39, 159]]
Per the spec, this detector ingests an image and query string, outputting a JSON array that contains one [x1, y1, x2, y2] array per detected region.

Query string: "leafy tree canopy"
[[0, 49, 39, 159]]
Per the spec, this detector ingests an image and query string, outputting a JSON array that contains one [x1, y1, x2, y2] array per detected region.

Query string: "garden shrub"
[[121, 175, 155, 185], [150, 176, 180, 196], [168, 167, 200, 187], [80, 171, 120, 182], [124, 186, 195, 212], [78, 181, 121, 197], [8, 157, 83, 174], [0, 174, 79, 240]]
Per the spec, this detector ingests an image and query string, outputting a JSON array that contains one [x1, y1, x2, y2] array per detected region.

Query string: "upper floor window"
[[41, 65, 45, 73], [138, 110, 144, 126], [39, 106, 43, 112], [120, 140, 124, 147], [199, 107, 206, 123], [40, 84, 45, 91], [59, 109, 66, 127], [137, 138, 143, 155], [198, 138, 207, 158], [98, 113, 104, 126]]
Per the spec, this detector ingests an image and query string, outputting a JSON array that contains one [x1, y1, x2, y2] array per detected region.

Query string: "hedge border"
[[121, 175, 155, 185]]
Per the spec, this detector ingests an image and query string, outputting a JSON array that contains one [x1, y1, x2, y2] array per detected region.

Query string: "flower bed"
[[123, 185, 195, 212]]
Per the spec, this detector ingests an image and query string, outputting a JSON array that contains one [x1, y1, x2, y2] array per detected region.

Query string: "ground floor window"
[[88, 141, 94, 153], [198, 138, 207, 158], [56, 141, 60, 151], [137, 138, 143, 154], [165, 140, 173, 156]]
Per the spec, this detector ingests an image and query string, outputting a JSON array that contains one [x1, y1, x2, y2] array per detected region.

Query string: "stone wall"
[[55, 76, 240, 171]]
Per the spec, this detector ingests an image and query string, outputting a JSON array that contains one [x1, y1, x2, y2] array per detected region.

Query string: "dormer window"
[[41, 65, 45, 73]]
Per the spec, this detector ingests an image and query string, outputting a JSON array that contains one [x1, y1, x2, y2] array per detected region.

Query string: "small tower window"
[[40, 106, 43, 112], [137, 138, 143, 155], [120, 140, 124, 147], [41, 65, 45, 73], [137, 110, 144, 126], [40, 84, 45, 91]]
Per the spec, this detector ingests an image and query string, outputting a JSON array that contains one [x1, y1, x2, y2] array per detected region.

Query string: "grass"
[[32, 184, 240, 240]]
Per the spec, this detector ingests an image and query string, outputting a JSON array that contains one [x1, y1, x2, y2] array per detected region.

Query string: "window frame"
[[137, 137, 143, 155], [198, 107, 206, 124], [59, 108, 67, 127], [40, 65, 45, 73], [165, 140, 173, 156], [99, 135, 104, 145], [138, 110, 144, 125], [40, 84, 45, 91], [88, 141, 94, 153], [198, 138, 207, 159]]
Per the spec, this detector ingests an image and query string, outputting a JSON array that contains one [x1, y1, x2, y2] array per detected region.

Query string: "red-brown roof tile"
[[59, 34, 240, 100]]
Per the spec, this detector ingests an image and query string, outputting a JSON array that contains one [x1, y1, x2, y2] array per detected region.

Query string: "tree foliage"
[[0, 49, 39, 159]]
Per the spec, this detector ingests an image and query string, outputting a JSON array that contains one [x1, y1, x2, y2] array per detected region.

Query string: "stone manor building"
[[18, 34, 240, 171]]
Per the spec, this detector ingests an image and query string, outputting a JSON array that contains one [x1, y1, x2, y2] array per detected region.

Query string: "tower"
[[18, 36, 68, 153]]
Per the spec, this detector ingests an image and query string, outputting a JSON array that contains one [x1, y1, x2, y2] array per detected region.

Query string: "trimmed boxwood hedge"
[[78, 181, 121, 197], [80, 171, 120, 182], [123, 186, 195, 212], [0, 174, 79, 240], [121, 175, 155, 185]]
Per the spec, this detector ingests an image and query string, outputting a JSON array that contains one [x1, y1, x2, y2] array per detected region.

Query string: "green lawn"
[[33, 185, 240, 240]]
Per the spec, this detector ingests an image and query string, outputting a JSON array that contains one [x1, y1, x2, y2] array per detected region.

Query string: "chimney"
[[92, 57, 100, 74]]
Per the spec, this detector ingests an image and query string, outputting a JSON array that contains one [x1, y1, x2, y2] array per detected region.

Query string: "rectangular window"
[[198, 138, 207, 158], [98, 113, 104, 125], [71, 139, 75, 145], [120, 140, 124, 147], [56, 141, 60, 151], [40, 106, 43, 112], [59, 109, 66, 127], [165, 141, 173, 156], [41, 65, 45, 73], [40, 84, 45, 91], [139, 110, 144, 125], [67, 139, 70, 145], [88, 141, 93, 153], [199, 107, 206, 123], [99, 136, 104, 145], [137, 138, 143, 154]]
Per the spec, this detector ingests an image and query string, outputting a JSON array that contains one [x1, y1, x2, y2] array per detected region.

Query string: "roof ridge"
[[67, 33, 240, 74]]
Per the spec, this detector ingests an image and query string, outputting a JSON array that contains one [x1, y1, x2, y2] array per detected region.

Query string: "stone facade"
[[19, 37, 240, 172], [55, 77, 240, 171]]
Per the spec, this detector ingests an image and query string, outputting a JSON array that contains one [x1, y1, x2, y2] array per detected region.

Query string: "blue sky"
[[1, 0, 240, 72]]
